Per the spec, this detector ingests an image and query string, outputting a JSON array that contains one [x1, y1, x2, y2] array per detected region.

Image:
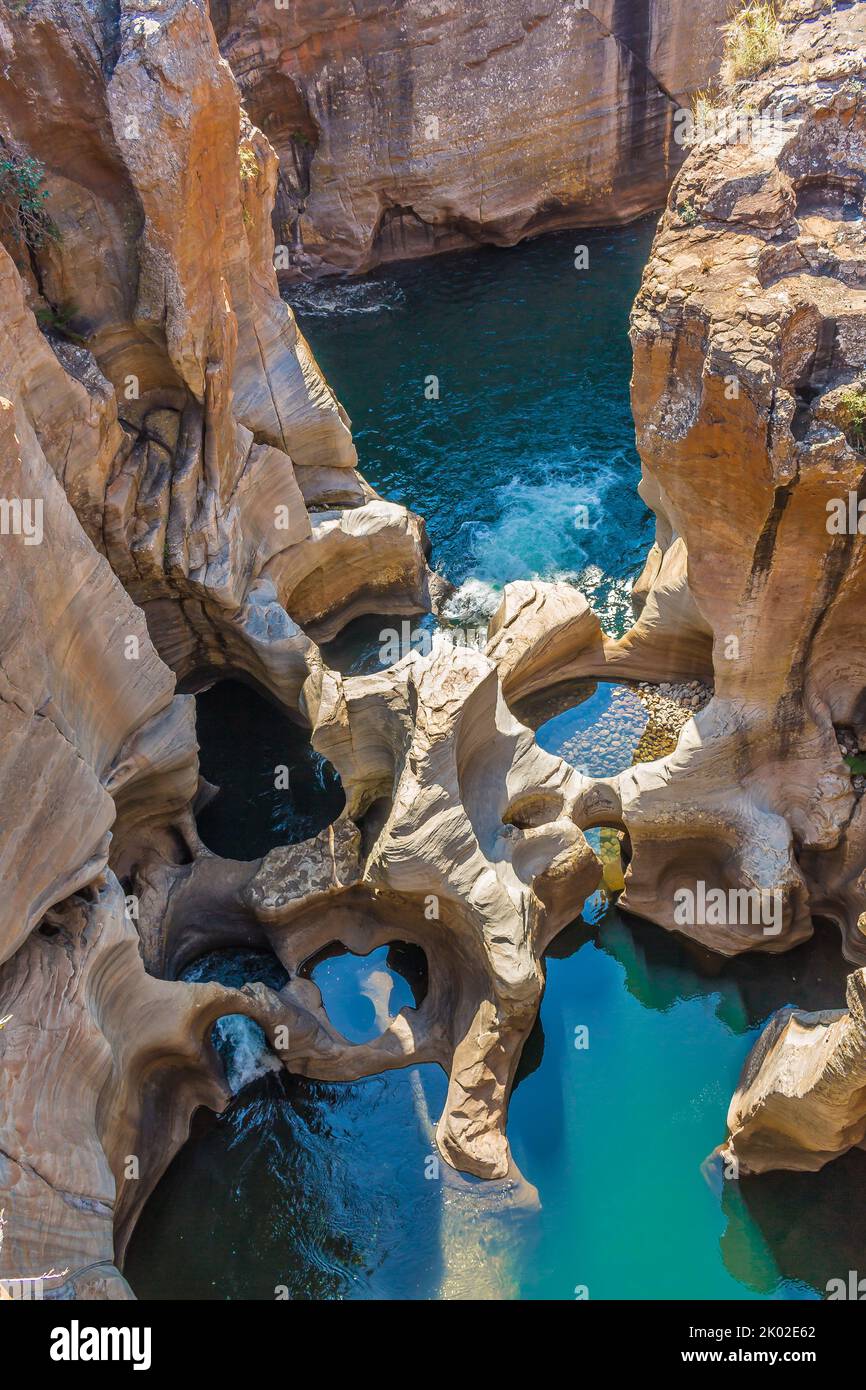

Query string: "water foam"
[[286, 278, 405, 318], [181, 949, 287, 1095], [213, 1016, 282, 1095], [445, 461, 621, 626]]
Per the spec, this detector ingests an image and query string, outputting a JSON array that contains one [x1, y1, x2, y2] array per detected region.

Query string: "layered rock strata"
[[469, 0, 866, 1183], [682, 0, 866, 1176], [3, 0, 866, 1299], [0, 0, 599, 1298], [0, 0, 438, 706], [212, 0, 730, 277], [488, 0, 866, 965]]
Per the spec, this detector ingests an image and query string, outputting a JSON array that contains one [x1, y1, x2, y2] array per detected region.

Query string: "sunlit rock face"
[[0, 0, 436, 700], [621, 0, 866, 963], [0, 0, 601, 1297], [486, 0, 866, 963], [721, 969, 866, 1178], [211, 0, 730, 278], [3, 0, 862, 1301], [471, 0, 866, 1183]]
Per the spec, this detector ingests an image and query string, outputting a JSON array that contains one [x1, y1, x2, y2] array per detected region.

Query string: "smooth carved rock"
[[139, 645, 602, 1179], [3, 868, 448, 1296], [2, 619, 602, 1293], [721, 969, 866, 1175], [0, 0, 600, 1285], [0, 0, 434, 698], [0, 0, 539, 1296], [0, 397, 199, 966], [3, 0, 863, 1303], [484, 3, 866, 965], [486, 564, 713, 705], [307, 644, 601, 1175], [212, 0, 730, 277]]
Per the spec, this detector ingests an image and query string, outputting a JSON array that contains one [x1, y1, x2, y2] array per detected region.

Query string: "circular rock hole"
[[182, 947, 289, 1095], [192, 679, 345, 859], [302, 940, 427, 1045]]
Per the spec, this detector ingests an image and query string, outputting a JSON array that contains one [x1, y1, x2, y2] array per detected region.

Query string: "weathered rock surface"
[[0, 0, 599, 1297], [136, 646, 600, 1182], [619, 0, 866, 960], [212, 0, 730, 277], [3, 0, 865, 1297], [487, 0, 866, 964], [486, 566, 713, 704], [0, 0, 436, 699], [307, 644, 600, 1175], [463, 0, 866, 1185], [721, 969, 866, 1176]]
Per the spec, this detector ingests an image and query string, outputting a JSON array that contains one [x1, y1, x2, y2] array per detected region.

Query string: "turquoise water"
[[288, 224, 656, 631], [126, 672, 858, 1301], [126, 880, 855, 1300], [125, 227, 865, 1300]]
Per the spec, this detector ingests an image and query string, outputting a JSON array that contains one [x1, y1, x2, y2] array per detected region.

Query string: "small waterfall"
[[181, 948, 288, 1096], [212, 1016, 282, 1095]]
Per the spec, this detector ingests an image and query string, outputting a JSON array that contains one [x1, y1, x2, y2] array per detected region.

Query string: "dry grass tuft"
[[721, 2, 782, 85]]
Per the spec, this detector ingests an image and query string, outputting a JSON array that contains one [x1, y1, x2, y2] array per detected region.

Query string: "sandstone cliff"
[[2, 0, 866, 1302], [0, 0, 600, 1296], [212, 0, 730, 277], [489, 0, 866, 964], [473, 0, 866, 1182]]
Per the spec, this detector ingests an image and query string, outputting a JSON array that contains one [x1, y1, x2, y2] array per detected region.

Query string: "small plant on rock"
[[838, 386, 866, 453], [0, 150, 58, 249], [678, 196, 700, 227], [721, 2, 782, 86], [239, 145, 259, 182], [35, 300, 85, 343], [692, 87, 720, 132]]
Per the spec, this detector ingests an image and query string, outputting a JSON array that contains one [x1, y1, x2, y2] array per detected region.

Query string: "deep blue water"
[[288, 225, 656, 631], [194, 680, 344, 857]]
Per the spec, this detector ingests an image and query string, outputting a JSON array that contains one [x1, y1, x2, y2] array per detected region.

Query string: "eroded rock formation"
[[0, 0, 600, 1298], [3, 0, 866, 1300], [212, 0, 730, 277], [691, 0, 866, 1181], [472, 0, 866, 1183], [488, 0, 866, 963], [721, 968, 866, 1176]]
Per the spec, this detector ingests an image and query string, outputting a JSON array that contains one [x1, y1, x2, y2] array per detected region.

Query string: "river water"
[[125, 227, 862, 1301]]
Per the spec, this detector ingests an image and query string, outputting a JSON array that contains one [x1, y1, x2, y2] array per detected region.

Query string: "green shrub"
[[35, 301, 85, 343], [838, 387, 866, 452], [0, 151, 58, 248]]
